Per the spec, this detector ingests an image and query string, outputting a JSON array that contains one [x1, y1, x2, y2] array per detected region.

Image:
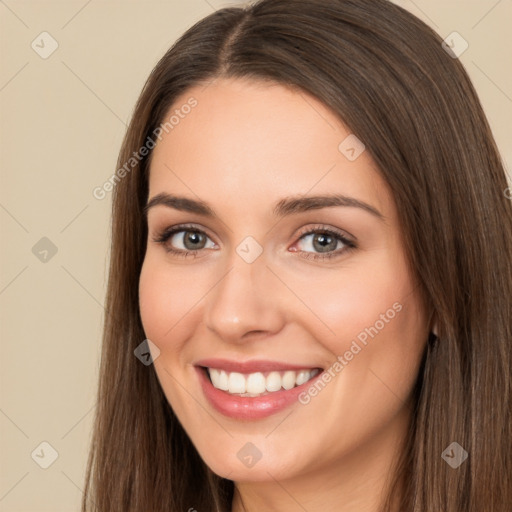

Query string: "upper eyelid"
[[153, 223, 216, 242], [296, 224, 355, 242]]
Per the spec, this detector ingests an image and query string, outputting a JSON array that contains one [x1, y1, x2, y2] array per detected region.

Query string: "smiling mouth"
[[201, 367, 322, 397]]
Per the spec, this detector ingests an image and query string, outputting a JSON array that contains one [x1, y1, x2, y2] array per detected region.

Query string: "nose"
[[203, 251, 286, 344]]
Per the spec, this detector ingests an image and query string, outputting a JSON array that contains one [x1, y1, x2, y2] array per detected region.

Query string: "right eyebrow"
[[143, 193, 215, 217]]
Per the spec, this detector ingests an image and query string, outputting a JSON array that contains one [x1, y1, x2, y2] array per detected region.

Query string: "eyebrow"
[[143, 192, 385, 220]]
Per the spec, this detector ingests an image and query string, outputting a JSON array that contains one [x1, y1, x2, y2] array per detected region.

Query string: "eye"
[[152, 223, 356, 261], [291, 225, 356, 261], [152, 224, 216, 258]]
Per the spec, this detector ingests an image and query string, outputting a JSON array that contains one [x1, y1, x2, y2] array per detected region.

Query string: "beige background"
[[0, 1, 510, 510]]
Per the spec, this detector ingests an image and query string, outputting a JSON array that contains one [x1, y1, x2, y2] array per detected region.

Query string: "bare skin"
[[139, 77, 430, 512]]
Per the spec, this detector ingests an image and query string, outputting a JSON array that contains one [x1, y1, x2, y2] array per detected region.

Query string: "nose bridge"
[[204, 247, 284, 342]]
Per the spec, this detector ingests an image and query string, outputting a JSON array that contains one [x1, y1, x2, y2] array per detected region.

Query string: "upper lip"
[[194, 358, 323, 374]]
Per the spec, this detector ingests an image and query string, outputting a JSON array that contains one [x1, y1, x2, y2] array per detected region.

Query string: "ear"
[[429, 310, 439, 338]]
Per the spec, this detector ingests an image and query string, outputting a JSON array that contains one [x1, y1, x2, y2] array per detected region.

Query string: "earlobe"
[[431, 320, 438, 338], [429, 309, 439, 338]]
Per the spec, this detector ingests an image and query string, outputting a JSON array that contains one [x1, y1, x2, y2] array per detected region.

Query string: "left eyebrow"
[[273, 194, 385, 221], [143, 192, 385, 221]]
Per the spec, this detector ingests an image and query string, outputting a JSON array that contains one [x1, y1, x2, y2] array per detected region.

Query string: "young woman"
[[82, 1, 512, 511]]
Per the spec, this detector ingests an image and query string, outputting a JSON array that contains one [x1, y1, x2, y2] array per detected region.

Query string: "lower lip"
[[196, 367, 323, 420]]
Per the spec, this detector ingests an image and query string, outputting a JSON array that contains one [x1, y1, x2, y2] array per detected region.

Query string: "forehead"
[[148, 77, 392, 219]]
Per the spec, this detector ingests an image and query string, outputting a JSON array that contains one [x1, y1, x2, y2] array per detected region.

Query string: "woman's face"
[[139, 77, 429, 484]]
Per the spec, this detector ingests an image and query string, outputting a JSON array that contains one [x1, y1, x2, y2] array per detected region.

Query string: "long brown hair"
[[82, 0, 512, 510]]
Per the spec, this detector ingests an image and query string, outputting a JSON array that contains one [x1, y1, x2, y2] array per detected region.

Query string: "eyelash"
[[152, 223, 357, 261]]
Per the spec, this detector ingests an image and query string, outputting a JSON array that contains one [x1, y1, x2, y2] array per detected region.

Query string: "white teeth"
[[207, 367, 321, 396], [246, 372, 266, 394], [209, 368, 220, 385], [282, 371, 296, 390], [228, 372, 246, 394], [296, 370, 311, 386], [218, 370, 229, 391], [210, 368, 229, 390], [266, 371, 282, 392]]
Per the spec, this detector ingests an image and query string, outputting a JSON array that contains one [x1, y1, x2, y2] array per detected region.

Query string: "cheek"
[[288, 256, 414, 350], [292, 251, 427, 403], [297, 270, 426, 458], [138, 255, 201, 411], [138, 255, 202, 348], [315, 265, 427, 412]]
